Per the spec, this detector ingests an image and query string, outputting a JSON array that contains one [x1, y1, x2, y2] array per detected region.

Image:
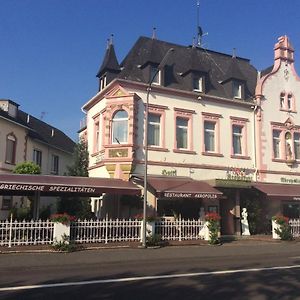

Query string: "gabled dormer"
[[179, 46, 210, 93], [221, 56, 247, 100], [0, 99, 19, 118], [96, 36, 121, 92]]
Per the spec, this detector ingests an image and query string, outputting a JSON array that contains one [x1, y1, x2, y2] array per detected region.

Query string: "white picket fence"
[[70, 218, 142, 244], [289, 219, 300, 237], [0, 219, 54, 247], [156, 218, 205, 241], [0, 218, 207, 247]]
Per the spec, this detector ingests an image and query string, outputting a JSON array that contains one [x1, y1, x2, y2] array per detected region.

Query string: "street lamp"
[[142, 48, 174, 247]]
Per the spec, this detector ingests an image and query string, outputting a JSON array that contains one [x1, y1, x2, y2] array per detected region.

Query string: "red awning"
[[253, 182, 300, 201], [142, 176, 222, 199], [0, 173, 141, 196]]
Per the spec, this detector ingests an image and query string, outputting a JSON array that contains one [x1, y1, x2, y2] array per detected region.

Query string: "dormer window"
[[150, 66, 160, 85], [193, 76, 204, 92], [233, 81, 242, 99]]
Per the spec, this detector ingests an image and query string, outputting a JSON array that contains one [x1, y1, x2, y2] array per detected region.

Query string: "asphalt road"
[[1, 241, 300, 299]]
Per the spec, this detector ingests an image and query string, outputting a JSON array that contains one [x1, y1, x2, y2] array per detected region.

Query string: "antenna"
[[196, 0, 202, 47]]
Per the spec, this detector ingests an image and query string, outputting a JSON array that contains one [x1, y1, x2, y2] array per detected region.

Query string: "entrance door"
[[220, 198, 235, 235]]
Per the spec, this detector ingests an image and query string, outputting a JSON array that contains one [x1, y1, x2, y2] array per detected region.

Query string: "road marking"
[[1, 264, 300, 292]]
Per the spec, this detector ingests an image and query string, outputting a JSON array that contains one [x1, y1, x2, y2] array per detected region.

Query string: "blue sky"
[[1, 0, 300, 141]]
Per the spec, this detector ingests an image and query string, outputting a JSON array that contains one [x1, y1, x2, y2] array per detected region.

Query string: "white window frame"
[[148, 113, 161, 147], [204, 121, 215, 152], [33, 149, 42, 167], [233, 81, 242, 99], [232, 125, 243, 155], [176, 117, 189, 149], [111, 110, 128, 144], [51, 154, 59, 175], [273, 130, 281, 159], [150, 66, 161, 85]]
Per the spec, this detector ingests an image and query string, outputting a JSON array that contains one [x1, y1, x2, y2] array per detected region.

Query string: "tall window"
[[176, 117, 188, 149], [150, 66, 160, 85], [148, 113, 161, 146], [232, 125, 243, 155], [33, 149, 42, 167], [287, 94, 292, 110], [273, 130, 281, 159], [112, 110, 128, 144], [5, 134, 16, 164], [193, 76, 203, 92], [100, 75, 107, 90], [204, 121, 215, 152], [51, 155, 59, 175], [233, 81, 242, 99], [294, 133, 300, 160], [280, 93, 285, 109], [94, 120, 100, 152]]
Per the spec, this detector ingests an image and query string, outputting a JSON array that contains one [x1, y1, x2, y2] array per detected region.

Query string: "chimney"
[[274, 35, 294, 63]]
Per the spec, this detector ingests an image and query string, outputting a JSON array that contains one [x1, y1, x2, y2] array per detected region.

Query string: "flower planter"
[[53, 222, 70, 243]]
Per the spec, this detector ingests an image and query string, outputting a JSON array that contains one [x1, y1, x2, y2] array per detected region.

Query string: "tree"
[[67, 138, 89, 177], [12, 162, 41, 219], [57, 138, 94, 219]]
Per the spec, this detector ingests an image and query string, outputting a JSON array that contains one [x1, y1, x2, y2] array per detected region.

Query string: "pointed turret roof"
[[96, 39, 121, 78]]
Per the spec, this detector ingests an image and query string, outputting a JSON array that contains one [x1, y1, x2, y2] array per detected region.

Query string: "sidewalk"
[[1, 235, 291, 254]]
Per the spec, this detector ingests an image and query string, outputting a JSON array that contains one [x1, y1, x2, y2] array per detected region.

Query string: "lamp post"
[[142, 48, 174, 247]]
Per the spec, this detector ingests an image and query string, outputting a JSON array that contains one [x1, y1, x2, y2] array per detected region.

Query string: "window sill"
[[91, 150, 104, 157], [173, 149, 197, 155], [147, 147, 169, 152], [231, 155, 250, 160], [202, 152, 224, 157], [280, 108, 297, 113], [272, 158, 286, 163]]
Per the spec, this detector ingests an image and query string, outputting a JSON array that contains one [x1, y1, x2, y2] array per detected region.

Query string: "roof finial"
[[192, 36, 196, 48], [196, 0, 204, 47], [152, 27, 157, 40], [110, 34, 114, 45], [106, 38, 110, 49], [232, 47, 236, 58]]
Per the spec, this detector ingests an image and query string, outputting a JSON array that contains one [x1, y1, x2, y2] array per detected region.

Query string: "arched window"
[[5, 134, 16, 164], [111, 110, 128, 144]]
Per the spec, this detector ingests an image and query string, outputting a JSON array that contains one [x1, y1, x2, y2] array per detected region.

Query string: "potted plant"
[[272, 215, 293, 240], [205, 212, 221, 245]]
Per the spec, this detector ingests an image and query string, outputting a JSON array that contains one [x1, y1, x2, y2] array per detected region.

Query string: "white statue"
[[199, 207, 206, 238], [241, 208, 250, 235]]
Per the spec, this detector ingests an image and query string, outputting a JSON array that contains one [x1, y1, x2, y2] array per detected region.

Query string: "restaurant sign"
[[163, 192, 218, 199], [226, 167, 253, 181], [0, 184, 96, 194]]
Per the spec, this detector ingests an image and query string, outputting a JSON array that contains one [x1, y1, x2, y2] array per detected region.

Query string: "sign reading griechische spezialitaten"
[[163, 192, 218, 199], [0, 183, 96, 194]]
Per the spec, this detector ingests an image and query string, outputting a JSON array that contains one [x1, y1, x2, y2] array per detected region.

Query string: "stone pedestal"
[[53, 223, 70, 243]]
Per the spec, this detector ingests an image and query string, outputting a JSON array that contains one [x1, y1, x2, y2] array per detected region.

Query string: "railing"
[[155, 218, 205, 241], [70, 218, 142, 244], [0, 218, 54, 247], [0, 218, 206, 247], [289, 219, 300, 237]]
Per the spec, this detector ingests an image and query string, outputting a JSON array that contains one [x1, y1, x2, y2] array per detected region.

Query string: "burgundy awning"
[[253, 182, 300, 201], [0, 173, 141, 196], [143, 176, 222, 199]]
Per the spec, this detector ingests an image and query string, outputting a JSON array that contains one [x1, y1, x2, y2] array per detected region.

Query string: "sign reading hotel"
[[163, 192, 218, 199], [0, 183, 96, 194], [226, 167, 253, 181]]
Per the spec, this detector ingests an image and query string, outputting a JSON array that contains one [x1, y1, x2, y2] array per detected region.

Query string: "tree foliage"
[[13, 161, 41, 174], [67, 138, 89, 177], [58, 138, 94, 219]]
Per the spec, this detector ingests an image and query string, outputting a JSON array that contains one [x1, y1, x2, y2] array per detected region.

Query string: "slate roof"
[[96, 43, 121, 78], [260, 65, 273, 77], [110, 36, 258, 101], [0, 107, 75, 154]]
